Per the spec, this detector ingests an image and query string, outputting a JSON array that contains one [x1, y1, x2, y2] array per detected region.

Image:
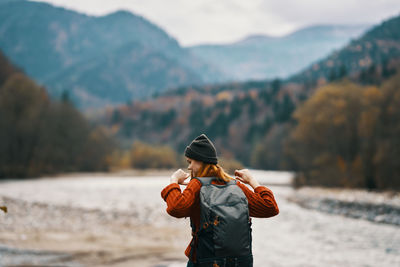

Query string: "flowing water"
[[0, 170, 399, 266]]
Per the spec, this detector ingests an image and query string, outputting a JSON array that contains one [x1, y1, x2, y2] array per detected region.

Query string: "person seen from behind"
[[161, 134, 279, 267]]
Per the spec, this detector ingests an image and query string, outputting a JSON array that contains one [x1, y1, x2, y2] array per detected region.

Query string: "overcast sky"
[[31, 0, 400, 46]]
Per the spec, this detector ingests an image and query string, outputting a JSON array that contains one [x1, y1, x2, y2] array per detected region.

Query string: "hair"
[[193, 162, 234, 182]]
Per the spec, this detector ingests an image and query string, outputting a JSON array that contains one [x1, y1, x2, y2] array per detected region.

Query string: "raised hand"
[[234, 169, 260, 189], [170, 168, 190, 185]]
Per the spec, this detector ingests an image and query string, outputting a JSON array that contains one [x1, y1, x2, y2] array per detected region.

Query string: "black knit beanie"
[[184, 134, 218, 164]]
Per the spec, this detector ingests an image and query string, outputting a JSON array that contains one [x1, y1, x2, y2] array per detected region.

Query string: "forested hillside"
[[98, 14, 400, 189], [286, 73, 400, 189], [0, 50, 114, 178]]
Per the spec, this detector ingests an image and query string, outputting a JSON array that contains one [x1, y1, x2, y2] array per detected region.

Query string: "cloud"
[[260, 0, 400, 26], [30, 0, 400, 46]]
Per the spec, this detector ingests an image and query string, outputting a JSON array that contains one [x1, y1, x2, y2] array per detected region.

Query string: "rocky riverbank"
[[287, 187, 400, 226], [0, 193, 189, 267]]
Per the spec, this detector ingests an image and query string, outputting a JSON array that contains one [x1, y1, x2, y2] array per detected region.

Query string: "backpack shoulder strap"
[[193, 177, 214, 186], [193, 177, 237, 186], [226, 179, 237, 186]]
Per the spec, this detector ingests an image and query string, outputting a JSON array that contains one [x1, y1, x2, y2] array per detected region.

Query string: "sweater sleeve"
[[237, 182, 279, 218], [161, 179, 201, 218]]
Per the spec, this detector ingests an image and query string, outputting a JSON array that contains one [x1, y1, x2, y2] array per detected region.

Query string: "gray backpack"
[[190, 177, 253, 265]]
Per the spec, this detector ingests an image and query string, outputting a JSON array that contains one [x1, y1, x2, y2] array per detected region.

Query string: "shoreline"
[[287, 186, 400, 226], [56, 168, 177, 178], [0, 168, 177, 183]]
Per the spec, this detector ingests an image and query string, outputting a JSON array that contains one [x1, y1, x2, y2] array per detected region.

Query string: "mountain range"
[[289, 13, 400, 85], [0, 0, 373, 109], [187, 24, 371, 81], [0, 0, 222, 108]]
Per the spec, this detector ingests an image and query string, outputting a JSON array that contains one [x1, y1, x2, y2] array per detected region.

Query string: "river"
[[0, 170, 399, 266]]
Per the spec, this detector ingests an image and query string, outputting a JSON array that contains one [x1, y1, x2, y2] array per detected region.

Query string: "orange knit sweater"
[[161, 178, 279, 261]]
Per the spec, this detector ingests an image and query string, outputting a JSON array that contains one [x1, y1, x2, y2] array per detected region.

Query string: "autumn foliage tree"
[[129, 141, 180, 169], [0, 73, 49, 177], [286, 76, 400, 190], [251, 123, 291, 170], [373, 72, 400, 188], [0, 53, 115, 178]]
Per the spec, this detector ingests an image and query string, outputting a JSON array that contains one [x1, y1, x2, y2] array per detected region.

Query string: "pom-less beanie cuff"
[[185, 146, 218, 164], [184, 134, 218, 164]]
